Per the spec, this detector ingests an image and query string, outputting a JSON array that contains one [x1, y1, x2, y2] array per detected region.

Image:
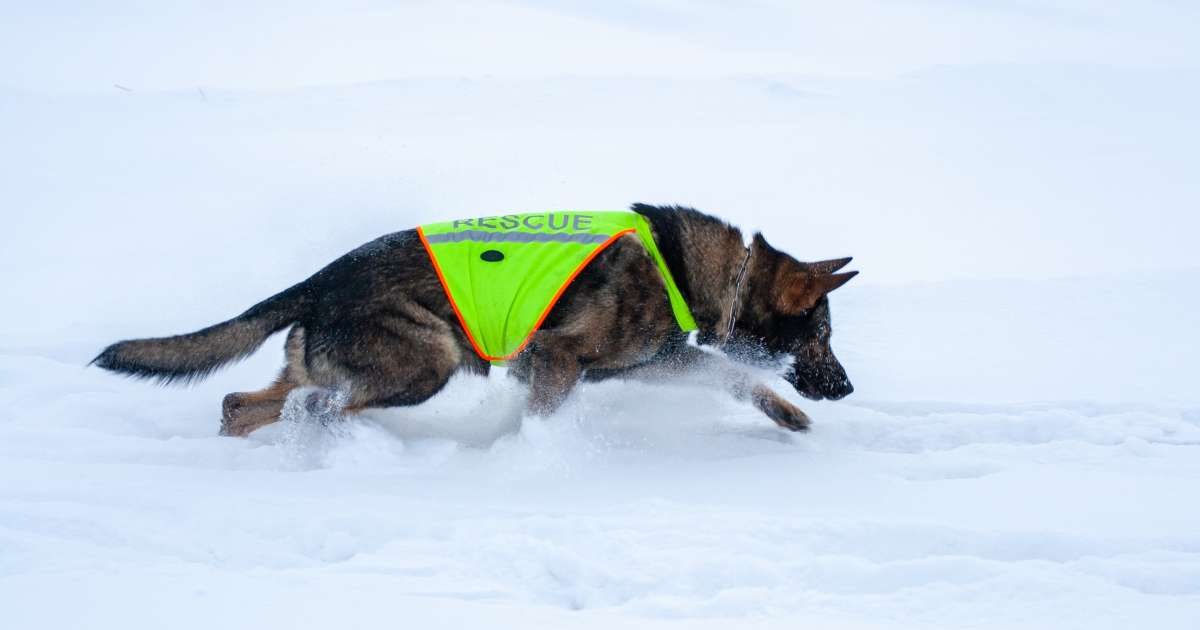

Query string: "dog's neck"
[[635, 206, 753, 340]]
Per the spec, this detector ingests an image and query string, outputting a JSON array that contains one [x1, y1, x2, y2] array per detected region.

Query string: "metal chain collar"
[[721, 247, 752, 347]]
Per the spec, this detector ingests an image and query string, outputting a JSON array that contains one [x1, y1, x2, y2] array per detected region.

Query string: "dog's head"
[[725, 234, 857, 401]]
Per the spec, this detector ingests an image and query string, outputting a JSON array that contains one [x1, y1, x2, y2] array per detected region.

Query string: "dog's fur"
[[93, 204, 856, 436]]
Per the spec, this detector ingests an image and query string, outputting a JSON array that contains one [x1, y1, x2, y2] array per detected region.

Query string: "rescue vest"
[[417, 211, 697, 364]]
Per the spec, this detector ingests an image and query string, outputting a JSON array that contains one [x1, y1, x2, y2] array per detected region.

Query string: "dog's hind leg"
[[222, 305, 467, 437], [220, 326, 307, 437], [302, 304, 464, 414], [221, 374, 297, 437]]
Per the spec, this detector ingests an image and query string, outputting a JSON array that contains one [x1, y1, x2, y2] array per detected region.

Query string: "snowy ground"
[[3, 269, 1198, 629], [3, 3, 1200, 626]]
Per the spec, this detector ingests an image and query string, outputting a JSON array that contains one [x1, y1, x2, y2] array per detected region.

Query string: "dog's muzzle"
[[786, 362, 854, 401]]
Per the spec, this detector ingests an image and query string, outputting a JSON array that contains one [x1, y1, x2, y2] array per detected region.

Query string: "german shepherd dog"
[[93, 204, 856, 437]]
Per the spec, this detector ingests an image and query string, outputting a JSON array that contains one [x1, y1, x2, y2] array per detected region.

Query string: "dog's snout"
[[826, 379, 853, 400]]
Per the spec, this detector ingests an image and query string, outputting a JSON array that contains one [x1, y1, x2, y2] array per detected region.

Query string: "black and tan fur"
[[93, 204, 856, 437]]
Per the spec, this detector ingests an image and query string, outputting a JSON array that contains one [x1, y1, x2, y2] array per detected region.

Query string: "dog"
[[93, 204, 856, 436]]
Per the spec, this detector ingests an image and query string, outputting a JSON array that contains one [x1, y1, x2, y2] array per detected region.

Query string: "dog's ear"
[[752, 232, 776, 253], [820, 271, 858, 293], [805, 257, 853, 274], [776, 271, 858, 314]]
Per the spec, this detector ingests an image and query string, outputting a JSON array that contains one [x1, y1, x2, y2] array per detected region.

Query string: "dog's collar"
[[720, 246, 753, 347]]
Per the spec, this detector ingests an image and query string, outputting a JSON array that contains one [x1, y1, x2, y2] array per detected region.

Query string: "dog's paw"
[[751, 385, 811, 432], [220, 393, 271, 437], [303, 388, 348, 422]]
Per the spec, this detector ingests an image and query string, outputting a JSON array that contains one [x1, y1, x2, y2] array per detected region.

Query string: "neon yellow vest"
[[418, 211, 697, 364]]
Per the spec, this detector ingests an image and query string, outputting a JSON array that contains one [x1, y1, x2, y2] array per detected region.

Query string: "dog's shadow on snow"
[[361, 372, 801, 455], [358, 375, 529, 449], [258, 372, 805, 465]]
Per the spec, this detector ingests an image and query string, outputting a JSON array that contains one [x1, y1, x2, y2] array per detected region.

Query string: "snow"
[[3, 1, 1200, 628], [3, 342, 1200, 628]]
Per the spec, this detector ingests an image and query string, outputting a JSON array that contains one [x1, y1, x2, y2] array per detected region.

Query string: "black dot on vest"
[[480, 249, 505, 262]]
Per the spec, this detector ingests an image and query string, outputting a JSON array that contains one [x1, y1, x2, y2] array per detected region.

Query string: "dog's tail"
[[91, 280, 312, 384]]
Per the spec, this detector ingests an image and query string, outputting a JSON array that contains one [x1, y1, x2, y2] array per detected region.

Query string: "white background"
[[1, 2, 1198, 628]]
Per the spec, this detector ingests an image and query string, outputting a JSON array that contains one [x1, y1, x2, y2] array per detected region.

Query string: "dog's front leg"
[[526, 332, 584, 417], [619, 345, 811, 431], [748, 384, 810, 431]]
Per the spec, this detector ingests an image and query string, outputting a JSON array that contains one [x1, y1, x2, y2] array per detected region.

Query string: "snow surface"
[[3, 337, 1200, 629], [3, 2, 1200, 628]]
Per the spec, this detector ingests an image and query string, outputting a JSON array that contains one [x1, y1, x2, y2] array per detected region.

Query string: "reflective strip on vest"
[[423, 231, 612, 245]]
